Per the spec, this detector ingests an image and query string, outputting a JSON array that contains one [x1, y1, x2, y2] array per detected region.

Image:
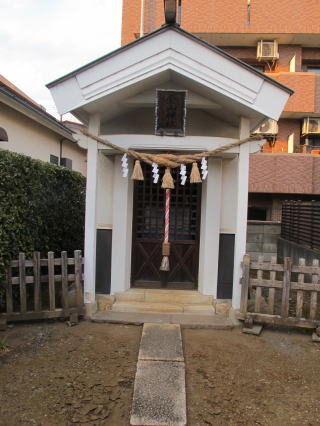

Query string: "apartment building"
[[121, 0, 320, 219]]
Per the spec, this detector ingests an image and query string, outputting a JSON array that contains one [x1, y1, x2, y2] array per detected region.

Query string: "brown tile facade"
[[122, 0, 320, 44], [249, 154, 320, 194]]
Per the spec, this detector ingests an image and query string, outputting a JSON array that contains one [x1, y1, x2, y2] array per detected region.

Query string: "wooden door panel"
[[131, 164, 201, 289]]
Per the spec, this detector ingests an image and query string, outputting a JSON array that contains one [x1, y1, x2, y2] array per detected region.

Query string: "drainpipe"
[[60, 138, 63, 165], [177, 0, 182, 25], [140, 0, 145, 37]]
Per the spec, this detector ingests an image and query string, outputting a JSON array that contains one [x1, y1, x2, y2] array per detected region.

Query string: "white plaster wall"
[[60, 140, 87, 176], [0, 103, 86, 175], [101, 108, 238, 138], [220, 157, 238, 233], [96, 153, 114, 228]]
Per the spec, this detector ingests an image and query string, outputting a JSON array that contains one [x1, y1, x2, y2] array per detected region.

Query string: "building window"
[[0, 127, 8, 142], [50, 154, 59, 165]]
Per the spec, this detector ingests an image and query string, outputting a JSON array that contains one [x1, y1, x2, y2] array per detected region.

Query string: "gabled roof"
[[47, 23, 293, 129], [47, 24, 293, 96], [0, 76, 75, 141]]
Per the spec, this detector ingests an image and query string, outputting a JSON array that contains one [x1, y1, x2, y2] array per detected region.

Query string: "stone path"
[[130, 323, 187, 426]]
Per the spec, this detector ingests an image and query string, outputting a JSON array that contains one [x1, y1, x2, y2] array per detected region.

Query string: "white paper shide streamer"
[[152, 162, 160, 184], [180, 164, 187, 185], [201, 157, 208, 180], [121, 153, 129, 178]]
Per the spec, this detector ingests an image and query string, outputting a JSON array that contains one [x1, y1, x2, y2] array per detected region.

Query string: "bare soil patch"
[[0, 321, 141, 425], [1, 321, 320, 426], [183, 327, 320, 426]]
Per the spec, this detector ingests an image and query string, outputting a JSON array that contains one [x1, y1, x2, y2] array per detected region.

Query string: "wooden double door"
[[131, 164, 201, 289]]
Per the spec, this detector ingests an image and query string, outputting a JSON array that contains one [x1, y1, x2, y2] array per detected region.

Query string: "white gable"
[[48, 26, 291, 129]]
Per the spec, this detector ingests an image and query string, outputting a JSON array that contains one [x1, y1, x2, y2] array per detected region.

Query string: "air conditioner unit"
[[302, 117, 320, 135], [257, 40, 279, 61], [253, 119, 278, 135], [60, 157, 73, 169]]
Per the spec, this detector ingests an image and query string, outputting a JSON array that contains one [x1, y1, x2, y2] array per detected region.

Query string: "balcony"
[[269, 72, 320, 115], [300, 145, 320, 154]]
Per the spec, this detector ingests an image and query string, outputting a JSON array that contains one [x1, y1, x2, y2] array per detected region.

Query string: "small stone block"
[[312, 332, 320, 342], [69, 312, 78, 324], [0, 319, 7, 331], [139, 323, 184, 362], [242, 324, 263, 336], [130, 360, 186, 426]]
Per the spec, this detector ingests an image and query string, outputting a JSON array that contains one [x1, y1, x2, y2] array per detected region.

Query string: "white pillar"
[[110, 155, 134, 294], [84, 113, 100, 306], [232, 117, 250, 309], [198, 158, 222, 296]]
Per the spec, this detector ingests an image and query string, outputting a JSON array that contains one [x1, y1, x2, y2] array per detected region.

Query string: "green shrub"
[[0, 149, 86, 292]]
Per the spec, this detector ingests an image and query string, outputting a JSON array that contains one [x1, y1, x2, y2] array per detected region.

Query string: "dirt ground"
[[0, 321, 141, 426], [1, 321, 320, 426], [183, 327, 320, 426]]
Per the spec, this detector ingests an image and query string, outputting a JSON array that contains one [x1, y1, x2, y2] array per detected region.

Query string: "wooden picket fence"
[[237, 254, 320, 330], [1, 251, 84, 322]]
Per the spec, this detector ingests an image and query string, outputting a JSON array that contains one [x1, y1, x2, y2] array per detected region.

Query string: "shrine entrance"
[[131, 164, 201, 289]]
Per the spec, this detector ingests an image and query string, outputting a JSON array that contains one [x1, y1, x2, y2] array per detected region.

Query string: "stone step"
[[91, 311, 235, 329], [114, 289, 213, 305], [111, 301, 215, 314]]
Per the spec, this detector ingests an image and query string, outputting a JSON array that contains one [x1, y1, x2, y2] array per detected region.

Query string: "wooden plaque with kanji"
[[155, 90, 187, 136]]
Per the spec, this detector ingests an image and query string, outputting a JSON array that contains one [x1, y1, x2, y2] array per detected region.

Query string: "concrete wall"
[[246, 221, 281, 261], [0, 103, 87, 176], [278, 237, 320, 264]]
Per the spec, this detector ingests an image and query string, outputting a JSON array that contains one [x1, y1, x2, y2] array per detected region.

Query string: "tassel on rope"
[[161, 167, 174, 189], [131, 160, 144, 181], [160, 188, 171, 271], [190, 162, 202, 183]]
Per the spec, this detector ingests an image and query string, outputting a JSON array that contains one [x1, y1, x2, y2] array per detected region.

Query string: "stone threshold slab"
[[130, 360, 187, 426], [139, 323, 184, 362], [91, 311, 235, 329]]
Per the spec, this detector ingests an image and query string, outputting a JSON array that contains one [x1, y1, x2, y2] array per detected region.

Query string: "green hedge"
[[0, 149, 86, 274]]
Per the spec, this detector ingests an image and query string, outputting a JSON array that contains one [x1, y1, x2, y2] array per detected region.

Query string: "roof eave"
[[0, 85, 76, 142]]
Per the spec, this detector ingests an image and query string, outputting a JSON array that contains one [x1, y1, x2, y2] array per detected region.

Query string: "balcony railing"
[[300, 145, 320, 154]]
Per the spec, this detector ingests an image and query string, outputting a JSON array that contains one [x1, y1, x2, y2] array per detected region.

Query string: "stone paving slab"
[[139, 323, 184, 362], [91, 311, 235, 329], [130, 360, 187, 426]]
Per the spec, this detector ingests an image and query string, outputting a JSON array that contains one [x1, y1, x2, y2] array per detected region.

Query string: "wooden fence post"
[[281, 257, 292, 318], [61, 251, 69, 309], [240, 254, 250, 314], [74, 250, 83, 307], [310, 259, 319, 320], [19, 252, 27, 313], [296, 258, 305, 318], [48, 251, 55, 311], [33, 251, 41, 312]]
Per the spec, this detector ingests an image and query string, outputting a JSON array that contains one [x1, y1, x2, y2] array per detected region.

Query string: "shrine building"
[[47, 20, 291, 316]]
